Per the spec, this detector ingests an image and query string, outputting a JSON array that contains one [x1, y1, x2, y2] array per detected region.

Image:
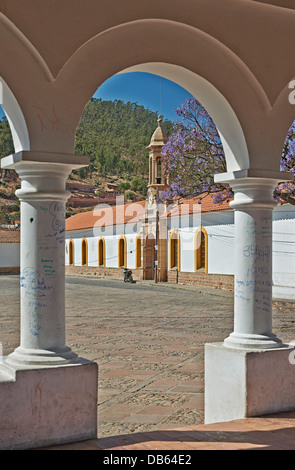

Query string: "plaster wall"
[[66, 205, 295, 298], [0, 243, 19, 268]]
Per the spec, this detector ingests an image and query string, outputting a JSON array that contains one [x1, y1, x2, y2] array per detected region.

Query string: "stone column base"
[[205, 342, 295, 424], [0, 358, 98, 449]]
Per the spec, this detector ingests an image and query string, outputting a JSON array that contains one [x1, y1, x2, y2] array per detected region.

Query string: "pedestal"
[[0, 359, 98, 449], [205, 342, 295, 424], [0, 151, 98, 449]]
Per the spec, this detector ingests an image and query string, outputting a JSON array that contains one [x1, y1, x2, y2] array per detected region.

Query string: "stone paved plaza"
[[1, 274, 295, 439]]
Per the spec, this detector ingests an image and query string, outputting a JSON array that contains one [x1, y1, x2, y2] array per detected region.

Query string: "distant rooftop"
[[65, 193, 231, 232], [0, 227, 20, 243]]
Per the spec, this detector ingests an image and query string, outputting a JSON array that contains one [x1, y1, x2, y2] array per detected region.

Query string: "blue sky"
[[93, 72, 193, 123], [0, 72, 192, 123]]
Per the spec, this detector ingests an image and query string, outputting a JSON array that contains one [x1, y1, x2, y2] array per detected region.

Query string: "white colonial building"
[[65, 119, 295, 300]]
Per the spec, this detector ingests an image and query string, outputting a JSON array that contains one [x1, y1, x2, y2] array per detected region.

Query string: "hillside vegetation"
[[74, 98, 173, 178], [0, 99, 173, 223]]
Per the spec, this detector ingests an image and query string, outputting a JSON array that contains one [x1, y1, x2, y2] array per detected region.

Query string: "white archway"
[[0, 77, 30, 153], [120, 63, 249, 172]]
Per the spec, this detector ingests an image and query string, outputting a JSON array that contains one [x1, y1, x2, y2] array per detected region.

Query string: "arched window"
[[118, 235, 127, 268], [156, 159, 162, 184], [81, 237, 88, 266], [69, 238, 74, 265], [136, 234, 142, 268], [195, 227, 208, 273], [169, 229, 180, 271], [149, 156, 153, 185], [98, 237, 105, 267]]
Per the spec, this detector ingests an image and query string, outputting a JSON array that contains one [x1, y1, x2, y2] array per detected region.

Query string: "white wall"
[[207, 225, 234, 275], [0, 243, 20, 268], [65, 205, 295, 300], [167, 210, 235, 275], [272, 209, 295, 299], [179, 228, 195, 273], [65, 229, 139, 269]]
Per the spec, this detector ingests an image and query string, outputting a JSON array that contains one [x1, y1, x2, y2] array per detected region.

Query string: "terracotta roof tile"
[[65, 193, 232, 232], [0, 228, 20, 243], [166, 193, 232, 217], [66, 200, 146, 232]]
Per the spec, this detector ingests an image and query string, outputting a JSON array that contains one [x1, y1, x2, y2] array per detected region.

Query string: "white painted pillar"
[[205, 172, 294, 424], [1, 151, 89, 367], [224, 177, 282, 349]]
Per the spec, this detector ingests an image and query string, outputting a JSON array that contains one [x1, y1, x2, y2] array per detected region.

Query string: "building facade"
[[65, 119, 295, 299]]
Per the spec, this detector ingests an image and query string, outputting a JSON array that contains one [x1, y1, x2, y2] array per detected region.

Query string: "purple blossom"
[[161, 98, 295, 206], [161, 97, 231, 203]]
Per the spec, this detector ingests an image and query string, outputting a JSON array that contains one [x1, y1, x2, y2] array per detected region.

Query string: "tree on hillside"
[[0, 117, 14, 176], [0, 100, 174, 182], [74, 99, 173, 178], [161, 98, 295, 205]]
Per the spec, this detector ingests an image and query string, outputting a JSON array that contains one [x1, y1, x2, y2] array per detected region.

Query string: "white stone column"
[[224, 177, 282, 349], [205, 171, 295, 424], [1, 151, 89, 367]]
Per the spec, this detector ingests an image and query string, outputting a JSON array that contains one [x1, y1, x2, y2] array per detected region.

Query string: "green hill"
[[74, 98, 173, 178], [0, 98, 173, 177], [0, 99, 174, 223]]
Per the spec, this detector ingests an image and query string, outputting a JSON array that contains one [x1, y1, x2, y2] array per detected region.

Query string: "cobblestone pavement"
[[1, 274, 295, 440]]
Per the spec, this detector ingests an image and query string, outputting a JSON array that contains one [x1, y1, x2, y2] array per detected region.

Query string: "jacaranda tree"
[[161, 97, 295, 205]]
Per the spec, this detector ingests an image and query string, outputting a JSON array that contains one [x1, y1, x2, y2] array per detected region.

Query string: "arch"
[[168, 229, 180, 271], [135, 234, 142, 268], [69, 238, 74, 266], [55, 18, 271, 172], [0, 77, 30, 153], [195, 227, 208, 274], [0, 13, 54, 83], [98, 237, 105, 267], [1, 11, 294, 173], [121, 63, 249, 173], [118, 234, 127, 268], [81, 237, 88, 266]]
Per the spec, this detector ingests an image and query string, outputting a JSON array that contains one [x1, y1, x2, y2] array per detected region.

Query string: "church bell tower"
[[146, 115, 169, 205], [141, 116, 170, 282]]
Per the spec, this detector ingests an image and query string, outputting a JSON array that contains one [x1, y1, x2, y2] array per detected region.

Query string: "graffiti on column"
[[235, 214, 272, 313], [20, 267, 55, 337]]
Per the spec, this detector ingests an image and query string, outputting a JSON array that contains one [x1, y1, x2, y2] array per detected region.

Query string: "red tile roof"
[[166, 193, 232, 217], [66, 200, 146, 232], [0, 228, 20, 243], [65, 193, 231, 232]]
